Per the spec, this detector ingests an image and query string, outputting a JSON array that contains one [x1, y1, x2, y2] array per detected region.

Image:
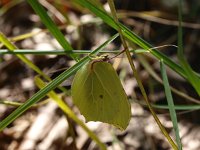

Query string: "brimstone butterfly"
[[71, 59, 131, 130]]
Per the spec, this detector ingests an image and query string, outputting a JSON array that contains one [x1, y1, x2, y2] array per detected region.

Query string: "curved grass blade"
[[177, 0, 200, 96], [0, 33, 119, 131]]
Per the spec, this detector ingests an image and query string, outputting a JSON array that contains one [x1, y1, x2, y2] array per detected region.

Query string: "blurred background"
[[0, 0, 200, 149]]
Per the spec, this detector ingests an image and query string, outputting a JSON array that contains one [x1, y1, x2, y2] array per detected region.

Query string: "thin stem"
[[0, 49, 147, 55], [107, 0, 178, 149], [0, 99, 50, 108]]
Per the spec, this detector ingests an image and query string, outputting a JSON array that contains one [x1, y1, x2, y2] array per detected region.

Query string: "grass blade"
[[160, 60, 182, 150], [27, 0, 77, 60], [177, 0, 200, 95], [139, 102, 200, 110], [0, 49, 146, 55], [138, 55, 200, 104]]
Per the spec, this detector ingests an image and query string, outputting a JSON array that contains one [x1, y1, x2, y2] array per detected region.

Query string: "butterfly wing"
[[72, 61, 131, 130]]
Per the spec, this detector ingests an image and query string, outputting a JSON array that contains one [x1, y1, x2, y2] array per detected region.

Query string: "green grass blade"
[[134, 99, 200, 110], [160, 60, 182, 150], [152, 104, 200, 110], [0, 33, 118, 130], [138, 55, 200, 104], [27, 0, 77, 60], [0, 49, 146, 55], [177, 0, 200, 95], [74, 0, 189, 80]]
